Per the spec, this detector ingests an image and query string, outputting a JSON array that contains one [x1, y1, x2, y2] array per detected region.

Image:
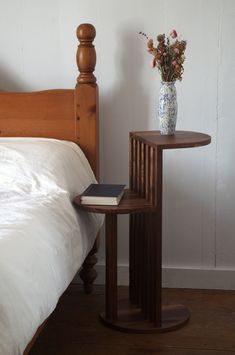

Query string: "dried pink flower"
[[170, 29, 177, 39], [151, 57, 156, 68]]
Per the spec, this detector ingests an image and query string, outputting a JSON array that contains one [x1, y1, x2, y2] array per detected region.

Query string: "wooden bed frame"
[[0, 23, 99, 353]]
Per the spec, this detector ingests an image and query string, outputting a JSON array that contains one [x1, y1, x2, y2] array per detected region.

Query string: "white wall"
[[1, 0, 235, 289]]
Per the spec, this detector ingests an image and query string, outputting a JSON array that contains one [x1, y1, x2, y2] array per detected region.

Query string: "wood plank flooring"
[[30, 285, 235, 354]]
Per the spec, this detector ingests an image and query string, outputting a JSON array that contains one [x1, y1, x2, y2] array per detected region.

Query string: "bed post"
[[76, 23, 100, 294]]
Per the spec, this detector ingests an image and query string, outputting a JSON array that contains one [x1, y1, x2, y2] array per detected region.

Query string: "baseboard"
[[161, 267, 235, 290], [74, 263, 235, 290]]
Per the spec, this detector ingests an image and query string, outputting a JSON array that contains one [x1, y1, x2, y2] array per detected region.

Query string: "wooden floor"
[[30, 285, 235, 355]]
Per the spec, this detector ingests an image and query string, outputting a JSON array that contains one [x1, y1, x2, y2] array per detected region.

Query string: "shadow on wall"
[[98, 22, 152, 264], [162, 148, 214, 269], [100, 23, 150, 184], [0, 63, 28, 91]]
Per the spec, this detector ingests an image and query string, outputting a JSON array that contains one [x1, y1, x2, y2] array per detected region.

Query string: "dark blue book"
[[80, 183, 125, 205]]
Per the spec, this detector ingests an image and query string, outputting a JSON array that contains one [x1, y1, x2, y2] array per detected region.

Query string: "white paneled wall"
[[0, 0, 234, 288], [216, 2, 235, 269]]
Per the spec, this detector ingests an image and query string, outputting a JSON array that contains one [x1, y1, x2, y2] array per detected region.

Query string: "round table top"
[[130, 131, 211, 150], [73, 189, 155, 214]]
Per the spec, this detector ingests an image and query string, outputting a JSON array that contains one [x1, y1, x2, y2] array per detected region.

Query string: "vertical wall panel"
[[162, 0, 219, 268], [216, 0, 235, 268]]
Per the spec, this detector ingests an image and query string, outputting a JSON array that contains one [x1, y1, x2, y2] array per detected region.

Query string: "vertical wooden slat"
[[129, 214, 136, 303], [136, 214, 141, 307], [141, 213, 147, 316], [129, 136, 162, 324], [133, 139, 137, 192], [149, 146, 155, 205], [141, 143, 149, 318], [138, 213, 144, 309], [135, 213, 141, 306], [152, 148, 163, 326], [146, 213, 151, 319], [140, 142, 145, 197], [145, 144, 150, 201], [136, 140, 140, 192], [148, 212, 154, 322], [152, 211, 162, 326], [129, 214, 133, 301], [129, 137, 133, 190]]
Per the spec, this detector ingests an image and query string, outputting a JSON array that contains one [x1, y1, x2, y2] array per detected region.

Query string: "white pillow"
[[0, 137, 96, 199]]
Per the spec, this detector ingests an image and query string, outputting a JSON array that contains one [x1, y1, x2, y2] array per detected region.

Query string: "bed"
[[0, 23, 101, 355]]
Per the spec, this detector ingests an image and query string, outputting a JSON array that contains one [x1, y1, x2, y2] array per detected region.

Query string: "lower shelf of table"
[[99, 299, 190, 333]]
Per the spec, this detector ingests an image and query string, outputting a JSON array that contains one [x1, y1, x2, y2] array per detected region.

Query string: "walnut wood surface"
[[130, 130, 211, 150], [90, 131, 211, 333], [125, 131, 211, 332], [100, 301, 190, 333]]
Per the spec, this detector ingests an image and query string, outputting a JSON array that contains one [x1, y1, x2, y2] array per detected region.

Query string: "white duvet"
[[0, 138, 103, 355]]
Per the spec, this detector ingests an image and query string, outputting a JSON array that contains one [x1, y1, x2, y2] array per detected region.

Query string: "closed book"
[[80, 183, 125, 205]]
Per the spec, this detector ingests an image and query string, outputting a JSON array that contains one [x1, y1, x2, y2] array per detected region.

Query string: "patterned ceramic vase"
[[158, 81, 177, 135]]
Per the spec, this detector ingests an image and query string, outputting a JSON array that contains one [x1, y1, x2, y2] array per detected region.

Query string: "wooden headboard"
[[0, 23, 99, 178]]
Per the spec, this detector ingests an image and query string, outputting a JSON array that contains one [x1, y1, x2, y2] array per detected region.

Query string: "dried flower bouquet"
[[140, 30, 187, 82]]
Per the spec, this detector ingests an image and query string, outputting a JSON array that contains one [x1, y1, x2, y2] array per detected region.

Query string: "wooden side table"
[[74, 131, 211, 333]]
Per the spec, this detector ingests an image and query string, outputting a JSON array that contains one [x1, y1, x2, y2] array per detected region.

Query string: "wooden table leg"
[[100, 210, 190, 333], [100, 147, 189, 333], [104, 214, 118, 320]]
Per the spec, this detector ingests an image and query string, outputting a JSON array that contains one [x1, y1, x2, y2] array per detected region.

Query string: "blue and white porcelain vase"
[[158, 81, 177, 135]]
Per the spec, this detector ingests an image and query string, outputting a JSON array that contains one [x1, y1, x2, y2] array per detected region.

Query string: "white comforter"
[[0, 138, 103, 355]]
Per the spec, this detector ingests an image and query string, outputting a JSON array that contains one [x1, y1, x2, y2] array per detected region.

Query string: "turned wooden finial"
[[76, 23, 96, 84]]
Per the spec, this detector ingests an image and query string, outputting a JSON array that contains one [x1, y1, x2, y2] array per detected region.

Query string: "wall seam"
[[214, 1, 223, 268]]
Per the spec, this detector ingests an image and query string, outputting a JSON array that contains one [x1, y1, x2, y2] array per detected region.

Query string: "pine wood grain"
[[0, 23, 100, 354], [0, 23, 99, 178]]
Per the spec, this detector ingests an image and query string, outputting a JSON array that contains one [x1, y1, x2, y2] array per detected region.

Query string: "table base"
[[100, 299, 190, 333]]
